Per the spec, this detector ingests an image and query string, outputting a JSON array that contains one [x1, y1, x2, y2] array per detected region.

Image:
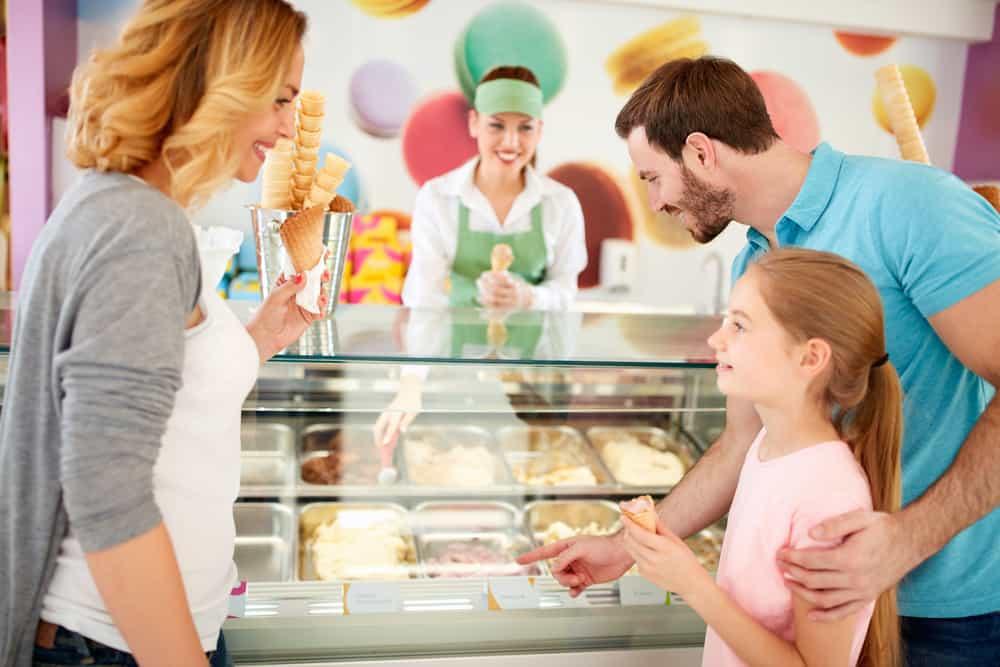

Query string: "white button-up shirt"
[[401, 159, 587, 310]]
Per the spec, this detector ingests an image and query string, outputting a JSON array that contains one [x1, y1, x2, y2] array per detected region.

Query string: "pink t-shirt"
[[701, 429, 876, 667]]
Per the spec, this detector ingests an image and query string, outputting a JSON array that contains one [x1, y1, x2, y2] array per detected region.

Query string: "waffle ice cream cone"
[[320, 154, 351, 184], [297, 127, 322, 148], [299, 111, 323, 132], [490, 243, 514, 273], [291, 185, 310, 206], [260, 138, 296, 209], [279, 205, 326, 273], [292, 172, 313, 190], [875, 64, 931, 164], [306, 183, 336, 210], [294, 156, 318, 177], [620, 495, 657, 532], [299, 90, 326, 117]]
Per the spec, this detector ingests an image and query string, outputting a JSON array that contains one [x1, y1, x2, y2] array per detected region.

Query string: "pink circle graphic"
[[750, 71, 821, 154], [402, 91, 479, 186]]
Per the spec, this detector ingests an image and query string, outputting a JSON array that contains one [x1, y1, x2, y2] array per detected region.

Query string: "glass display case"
[[0, 301, 727, 666], [228, 305, 725, 665]]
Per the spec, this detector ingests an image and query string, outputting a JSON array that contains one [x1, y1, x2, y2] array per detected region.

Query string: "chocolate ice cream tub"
[[298, 424, 401, 487], [233, 502, 295, 582], [298, 502, 417, 581], [411, 501, 541, 578], [497, 425, 613, 488], [239, 422, 295, 488]]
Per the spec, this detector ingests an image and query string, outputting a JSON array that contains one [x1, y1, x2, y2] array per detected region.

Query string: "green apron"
[[449, 201, 547, 358]]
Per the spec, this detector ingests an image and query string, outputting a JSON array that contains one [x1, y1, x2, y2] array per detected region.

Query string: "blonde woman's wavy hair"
[[67, 0, 307, 209]]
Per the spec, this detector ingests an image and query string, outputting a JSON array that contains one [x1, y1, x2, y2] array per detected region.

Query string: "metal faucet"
[[701, 251, 724, 314]]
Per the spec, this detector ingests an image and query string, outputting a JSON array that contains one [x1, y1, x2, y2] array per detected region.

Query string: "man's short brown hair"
[[615, 56, 779, 160]]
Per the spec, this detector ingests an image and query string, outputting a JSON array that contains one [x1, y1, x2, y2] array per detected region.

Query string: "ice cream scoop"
[[377, 440, 398, 485]]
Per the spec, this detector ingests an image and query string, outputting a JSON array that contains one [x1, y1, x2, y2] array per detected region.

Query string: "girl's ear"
[[800, 337, 832, 378]]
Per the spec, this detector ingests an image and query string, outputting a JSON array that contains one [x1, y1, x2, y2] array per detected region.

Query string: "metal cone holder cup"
[[249, 206, 353, 318]]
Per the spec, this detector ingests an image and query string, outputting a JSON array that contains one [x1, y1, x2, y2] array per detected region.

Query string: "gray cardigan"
[[0, 171, 201, 665]]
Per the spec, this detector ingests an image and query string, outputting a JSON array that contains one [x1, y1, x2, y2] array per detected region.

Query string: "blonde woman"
[[0, 2, 320, 666]]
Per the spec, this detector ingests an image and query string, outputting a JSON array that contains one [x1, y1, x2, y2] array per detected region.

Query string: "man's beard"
[[675, 166, 736, 244]]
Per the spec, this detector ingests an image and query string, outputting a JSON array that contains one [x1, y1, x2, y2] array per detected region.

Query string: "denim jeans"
[[903, 612, 1000, 666], [32, 625, 232, 667]]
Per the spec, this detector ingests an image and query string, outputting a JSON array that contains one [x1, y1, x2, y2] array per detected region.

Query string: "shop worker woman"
[[402, 66, 587, 311], [0, 2, 321, 667]]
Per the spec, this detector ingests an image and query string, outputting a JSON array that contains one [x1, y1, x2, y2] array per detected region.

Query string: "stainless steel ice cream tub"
[[410, 501, 540, 579], [233, 502, 296, 582], [298, 424, 401, 488], [297, 502, 417, 581], [401, 425, 512, 487], [239, 422, 295, 487], [249, 206, 352, 317], [587, 425, 697, 489], [496, 425, 613, 488]]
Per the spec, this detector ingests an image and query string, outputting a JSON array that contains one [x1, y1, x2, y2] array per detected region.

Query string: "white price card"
[[343, 582, 402, 615], [618, 576, 668, 607], [487, 577, 540, 610]]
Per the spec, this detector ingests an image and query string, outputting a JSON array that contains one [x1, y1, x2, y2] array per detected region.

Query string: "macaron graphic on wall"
[[54, 0, 980, 310]]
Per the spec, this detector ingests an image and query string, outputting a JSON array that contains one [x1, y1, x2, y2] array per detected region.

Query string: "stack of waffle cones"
[[258, 89, 356, 213], [292, 91, 326, 209], [875, 64, 931, 165], [260, 139, 296, 209], [307, 154, 351, 209]]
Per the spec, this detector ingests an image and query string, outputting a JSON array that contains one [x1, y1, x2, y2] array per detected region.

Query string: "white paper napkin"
[[279, 248, 325, 314]]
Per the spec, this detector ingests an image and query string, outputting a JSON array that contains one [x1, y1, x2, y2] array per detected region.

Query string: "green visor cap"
[[473, 79, 543, 118]]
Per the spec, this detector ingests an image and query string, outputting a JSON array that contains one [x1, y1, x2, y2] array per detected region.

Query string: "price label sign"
[[487, 577, 540, 610], [618, 576, 668, 607], [343, 582, 402, 614]]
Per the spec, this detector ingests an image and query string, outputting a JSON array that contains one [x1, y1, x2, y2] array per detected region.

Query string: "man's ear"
[[684, 132, 717, 170]]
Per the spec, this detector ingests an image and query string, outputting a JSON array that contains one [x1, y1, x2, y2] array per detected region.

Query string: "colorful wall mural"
[[66, 0, 974, 311]]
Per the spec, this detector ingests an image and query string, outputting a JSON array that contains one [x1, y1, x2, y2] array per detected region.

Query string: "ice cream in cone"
[[279, 205, 326, 273], [491, 243, 514, 273], [329, 194, 356, 213], [620, 495, 657, 532]]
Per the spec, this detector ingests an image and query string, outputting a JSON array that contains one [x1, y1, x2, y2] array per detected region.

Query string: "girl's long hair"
[[67, 0, 307, 208], [752, 248, 902, 667]]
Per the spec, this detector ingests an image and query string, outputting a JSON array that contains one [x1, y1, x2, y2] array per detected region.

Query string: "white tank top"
[[41, 288, 260, 652]]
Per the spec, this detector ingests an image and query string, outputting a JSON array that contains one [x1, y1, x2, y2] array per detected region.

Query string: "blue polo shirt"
[[732, 143, 1000, 618]]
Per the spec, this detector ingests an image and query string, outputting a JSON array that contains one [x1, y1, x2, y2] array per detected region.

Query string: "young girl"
[[621, 248, 901, 667]]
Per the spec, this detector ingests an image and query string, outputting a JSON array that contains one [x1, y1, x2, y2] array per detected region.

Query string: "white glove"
[[476, 270, 535, 310], [373, 373, 423, 449]]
